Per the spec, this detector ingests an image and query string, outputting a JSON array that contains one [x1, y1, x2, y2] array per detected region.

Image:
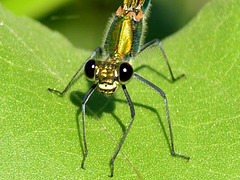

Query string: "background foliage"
[[0, 0, 239, 179], [2, 0, 211, 49]]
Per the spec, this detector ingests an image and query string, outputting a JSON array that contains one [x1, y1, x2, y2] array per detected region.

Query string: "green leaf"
[[0, 0, 239, 179]]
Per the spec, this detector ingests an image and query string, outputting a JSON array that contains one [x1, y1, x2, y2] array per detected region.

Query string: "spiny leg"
[[110, 85, 135, 177], [134, 73, 190, 160], [139, 39, 185, 82], [48, 47, 102, 95], [81, 84, 97, 169]]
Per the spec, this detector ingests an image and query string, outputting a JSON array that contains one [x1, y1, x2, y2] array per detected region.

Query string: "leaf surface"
[[0, 0, 239, 179]]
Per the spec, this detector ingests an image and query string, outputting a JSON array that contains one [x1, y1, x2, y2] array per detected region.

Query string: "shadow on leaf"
[[69, 87, 173, 162]]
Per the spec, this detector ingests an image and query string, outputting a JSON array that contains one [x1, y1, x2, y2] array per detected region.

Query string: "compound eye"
[[119, 62, 133, 83], [85, 59, 96, 80]]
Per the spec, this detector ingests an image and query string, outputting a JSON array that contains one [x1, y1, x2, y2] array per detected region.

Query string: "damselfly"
[[48, 0, 190, 177]]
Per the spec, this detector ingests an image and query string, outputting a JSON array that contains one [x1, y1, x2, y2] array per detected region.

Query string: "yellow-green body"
[[48, 1, 189, 176], [94, 0, 150, 95]]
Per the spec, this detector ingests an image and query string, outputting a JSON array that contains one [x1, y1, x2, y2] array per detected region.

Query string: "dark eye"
[[119, 62, 133, 83], [85, 59, 96, 80]]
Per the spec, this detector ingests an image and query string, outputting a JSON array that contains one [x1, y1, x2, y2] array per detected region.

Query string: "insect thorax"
[[104, 4, 144, 60]]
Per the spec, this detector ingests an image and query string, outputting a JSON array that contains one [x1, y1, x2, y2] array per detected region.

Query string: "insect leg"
[[134, 73, 190, 160], [81, 84, 97, 169], [139, 39, 185, 81], [48, 47, 102, 95], [110, 85, 135, 177]]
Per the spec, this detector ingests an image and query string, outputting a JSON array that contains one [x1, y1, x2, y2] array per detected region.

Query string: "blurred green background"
[[2, 0, 211, 50]]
